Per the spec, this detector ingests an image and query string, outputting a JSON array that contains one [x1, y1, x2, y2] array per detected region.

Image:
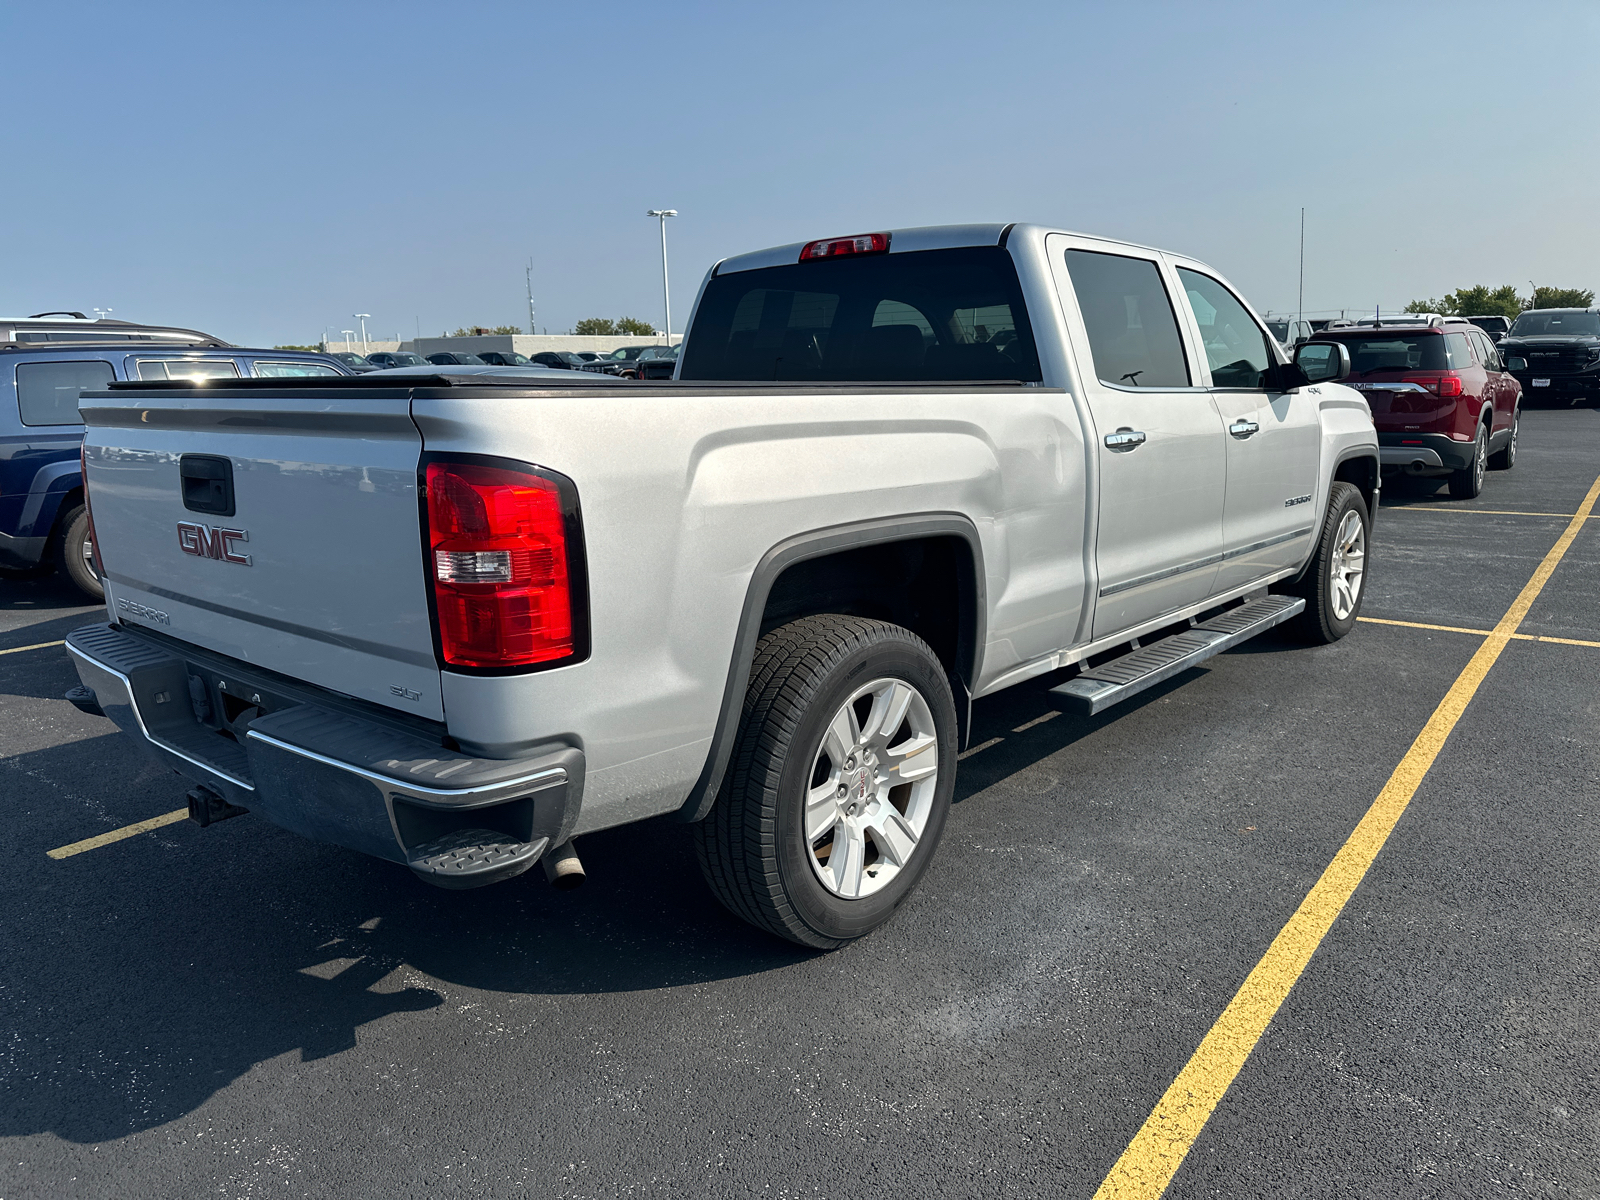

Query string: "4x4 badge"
[[177, 521, 251, 565]]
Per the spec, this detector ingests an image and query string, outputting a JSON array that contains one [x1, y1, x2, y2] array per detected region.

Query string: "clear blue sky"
[[4, 1, 1595, 346]]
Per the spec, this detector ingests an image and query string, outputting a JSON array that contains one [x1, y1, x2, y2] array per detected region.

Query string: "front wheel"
[[694, 614, 958, 949], [1289, 482, 1369, 644], [56, 505, 103, 602]]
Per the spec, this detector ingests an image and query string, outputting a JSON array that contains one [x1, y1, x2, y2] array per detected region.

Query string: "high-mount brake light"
[[1401, 371, 1464, 398], [424, 460, 582, 669], [798, 232, 891, 262]]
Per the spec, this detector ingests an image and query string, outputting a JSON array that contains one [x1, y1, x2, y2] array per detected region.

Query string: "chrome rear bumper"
[[66, 623, 583, 887]]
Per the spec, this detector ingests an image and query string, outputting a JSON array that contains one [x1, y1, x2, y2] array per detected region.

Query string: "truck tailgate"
[[81, 386, 442, 720]]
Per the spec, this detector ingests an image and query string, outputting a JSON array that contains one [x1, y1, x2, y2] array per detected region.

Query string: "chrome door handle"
[[1104, 427, 1146, 452], [1229, 419, 1260, 439]]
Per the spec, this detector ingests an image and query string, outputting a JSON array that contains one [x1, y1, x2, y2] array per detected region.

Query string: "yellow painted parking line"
[[1093, 469, 1600, 1200], [1358, 616, 1600, 650], [1382, 506, 1593, 518], [0, 639, 65, 656], [46, 808, 188, 860], [1358, 616, 1495, 637]]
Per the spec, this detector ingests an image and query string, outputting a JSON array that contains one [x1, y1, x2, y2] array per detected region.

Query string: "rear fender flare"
[[677, 513, 985, 822], [18, 460, 83, 539]]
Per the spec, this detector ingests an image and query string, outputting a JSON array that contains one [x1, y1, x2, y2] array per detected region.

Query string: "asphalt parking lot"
[[3, 408, 1598, 1199]]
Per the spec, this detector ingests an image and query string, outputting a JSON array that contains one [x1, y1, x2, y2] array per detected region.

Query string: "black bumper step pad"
[[406, 829, 549, 890]]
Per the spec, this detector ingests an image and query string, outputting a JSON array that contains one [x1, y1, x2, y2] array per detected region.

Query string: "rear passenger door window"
[[136, 359, 241, 381], [1175, 270, 1273, 388], [1063, 250, 1190, 388], [16, 360, 114, 426]]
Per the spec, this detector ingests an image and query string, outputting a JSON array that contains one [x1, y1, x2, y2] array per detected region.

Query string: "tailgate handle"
[[179, 454, 236, 517]]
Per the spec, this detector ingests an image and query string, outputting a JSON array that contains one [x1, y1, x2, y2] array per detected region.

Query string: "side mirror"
[[1505, 356, 1527, 372], [1294, 340, 1351, 383]]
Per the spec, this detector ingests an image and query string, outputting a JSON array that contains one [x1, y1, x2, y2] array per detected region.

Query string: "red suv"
[[1318, 316, 1523, 498]]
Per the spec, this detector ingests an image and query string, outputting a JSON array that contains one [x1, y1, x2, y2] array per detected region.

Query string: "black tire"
[[1448, 422, 1487, 499], [1289, 482, 1369, 644], [55, 505, 103, 601], [693, 614, 958, 949], [1488, 408, 1518, 471]]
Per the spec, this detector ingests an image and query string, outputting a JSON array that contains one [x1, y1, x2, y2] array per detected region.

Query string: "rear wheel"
[[56, 505, 103, 601], [1488, 409, 1519, 470], [694, 614, 958, 949], [1448, 422, 1487, 499]]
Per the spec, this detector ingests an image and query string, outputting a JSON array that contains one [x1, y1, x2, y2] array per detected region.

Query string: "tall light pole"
[[1297, 207, 1305, 332], [1528, 280, 1538, 311], [341, 329, 355, 351], [353, 313, 370, 354], [648, 209, 677, 343], [525, 259, 537, 336]]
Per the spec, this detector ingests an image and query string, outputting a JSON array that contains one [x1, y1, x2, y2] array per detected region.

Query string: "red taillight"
[[424, 460, 582, 669], [799, 232, 890, 261], [1401, 372, 1464, 398]]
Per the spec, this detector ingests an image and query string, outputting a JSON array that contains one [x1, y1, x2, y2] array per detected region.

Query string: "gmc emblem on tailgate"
[[177, 521, 251, 566]]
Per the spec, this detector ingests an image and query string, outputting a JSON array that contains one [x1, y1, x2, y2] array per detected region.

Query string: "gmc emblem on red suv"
[[177, 521, 251, 566]]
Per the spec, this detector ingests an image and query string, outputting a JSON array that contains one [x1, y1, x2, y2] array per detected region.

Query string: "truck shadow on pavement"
[[0, 632, 1307, 1144]]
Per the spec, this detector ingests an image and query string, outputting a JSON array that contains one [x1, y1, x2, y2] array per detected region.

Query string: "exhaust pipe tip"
[[541, 839, 585, 890]]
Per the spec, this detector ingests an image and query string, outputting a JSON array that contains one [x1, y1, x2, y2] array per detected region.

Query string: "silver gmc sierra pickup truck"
[[67, 223, 1378, 948]]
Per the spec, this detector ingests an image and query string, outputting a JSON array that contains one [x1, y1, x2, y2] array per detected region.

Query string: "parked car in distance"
[[528, 352, 585, 370], [425, 352, 487, 366], [1499, 308, 1600, 407], [1, 341, 348, 599], [330, 352, 378, 372], [636, 345, 680, 379], [1466, 315, 1512, 343], [477, 351, 532, 366], [582, 345, 667, 378], [1314, 316, 1523, 497], [366, 351, 429, 369], [1264, 316, 1314, 350], [69, 221, 1378, 950]]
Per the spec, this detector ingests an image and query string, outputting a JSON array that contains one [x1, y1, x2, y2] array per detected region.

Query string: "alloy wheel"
[[1329, 510, 1366, 621], [804, 677, 941, 899]]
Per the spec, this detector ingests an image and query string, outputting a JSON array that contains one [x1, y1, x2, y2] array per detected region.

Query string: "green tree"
[[490, 325, 521, 335], [1402, 298, 1445, 314], [616, 316, 657, 336], [1445, 285, 1523, 320], [274, 343, 321, 351], [574, 317, 618, 335], [1527, 286, 1595, 310]]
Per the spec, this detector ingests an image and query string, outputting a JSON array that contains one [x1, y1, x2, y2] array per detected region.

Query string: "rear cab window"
[[15, 359, 115, 426], [679, 247, 1042, 382]]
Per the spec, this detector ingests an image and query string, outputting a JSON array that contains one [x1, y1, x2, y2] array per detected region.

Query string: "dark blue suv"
[[1, 323, 348, 599]]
